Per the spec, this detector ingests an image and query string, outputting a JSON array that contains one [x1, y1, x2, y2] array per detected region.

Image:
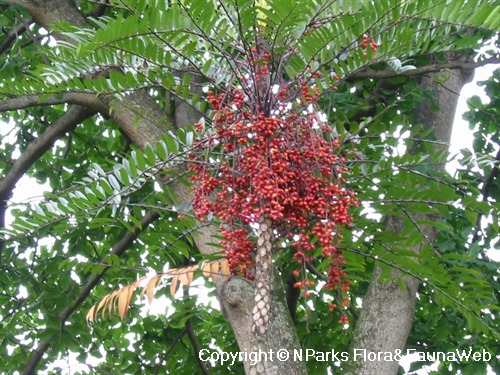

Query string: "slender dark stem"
[[186, 318, 211, 375]]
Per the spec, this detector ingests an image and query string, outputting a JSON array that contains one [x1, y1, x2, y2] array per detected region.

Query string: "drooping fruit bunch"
[[189, 49, 357, 321]]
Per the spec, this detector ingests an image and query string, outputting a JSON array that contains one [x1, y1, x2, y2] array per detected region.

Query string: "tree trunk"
[[344, 56, 474, 375], [218, 270, 307, 375]]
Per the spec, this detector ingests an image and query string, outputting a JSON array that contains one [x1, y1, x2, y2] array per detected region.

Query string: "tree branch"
[[0, 92, 107, 112], [0, 18, 32, 55], [20, 209, 161, 375], [0, 105, 96, 264], [351, 56, 500, 80], [345, 54, 472, 375], [84, 0, 108, 19], [0, 105, 95, 199], [99, 91, 172, 150], [185, 318, 211, 375]]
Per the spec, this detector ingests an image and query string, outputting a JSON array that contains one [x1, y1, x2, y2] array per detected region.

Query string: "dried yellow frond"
[[86, 258, 227, 323], [202, 261, 212, 278], [144, 275, 162, 304], [210, 258, 221, 282]]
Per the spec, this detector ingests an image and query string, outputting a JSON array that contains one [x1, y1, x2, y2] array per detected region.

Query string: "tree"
[[0, 1, 499, 374]]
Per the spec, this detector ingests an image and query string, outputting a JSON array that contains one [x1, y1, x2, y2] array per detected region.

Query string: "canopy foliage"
[[0, 0, 499, 374]]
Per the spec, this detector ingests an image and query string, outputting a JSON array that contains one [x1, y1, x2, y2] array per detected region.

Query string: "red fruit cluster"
[[300, 85, 321, 104], [249, 47, 271, 84], [360, 34, 378, 53], [189, 75, 357, 313]]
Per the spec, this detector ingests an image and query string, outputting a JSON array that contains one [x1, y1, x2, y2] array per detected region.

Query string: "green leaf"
[[156, 140, 168, 160], [144, 143, 157, 166], [108, 174, 121, 191]]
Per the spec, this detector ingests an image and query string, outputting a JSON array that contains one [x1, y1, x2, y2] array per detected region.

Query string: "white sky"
[[450, 65, 498, 158]]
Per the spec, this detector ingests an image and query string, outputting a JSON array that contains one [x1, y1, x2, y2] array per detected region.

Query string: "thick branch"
[[217, 270, 307, 375], [352, 56, 500, 80], [0, 105, 95, 264], [0, 92, 107, 112], [20, 210, 161, 375], [100, 92, 172, 149], [0, 106, 95, 199]]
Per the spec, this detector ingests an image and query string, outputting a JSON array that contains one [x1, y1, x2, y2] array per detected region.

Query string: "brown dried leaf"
[[178, 270, 190, 286], [202, 261, 211, 278], [87, 259, 230, 324], [220, 258, 230, 277], [185, 265, 197, 284], [133, 278, 145, 290], [86, 305, 96, 324], [144, 275, 162, 304], [95, 294, 109, 320], [211, 259, 220, 282], [170, 272, 179, 296], [178, 265, 195, 286], [108, 291, 120, 317], [118, 286, 133, 319], [164, 268, 175, 276], [101, 294, 116, 320]]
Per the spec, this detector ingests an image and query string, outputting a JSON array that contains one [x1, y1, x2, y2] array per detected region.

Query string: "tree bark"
[[218, 270, 307, 375], [344, 56, 474, 375]]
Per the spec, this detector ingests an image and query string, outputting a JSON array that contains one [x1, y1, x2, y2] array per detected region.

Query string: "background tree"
[[0, 1, 499, 374]]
